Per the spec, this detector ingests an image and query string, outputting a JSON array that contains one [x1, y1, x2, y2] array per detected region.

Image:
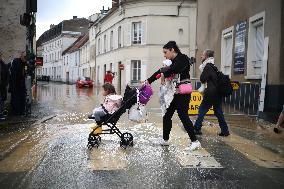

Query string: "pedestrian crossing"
[[1, 122, 284, 174]]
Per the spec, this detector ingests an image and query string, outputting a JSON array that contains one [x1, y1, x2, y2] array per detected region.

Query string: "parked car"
[[76, 77, 94, 88], [36, 75, 50, 82]]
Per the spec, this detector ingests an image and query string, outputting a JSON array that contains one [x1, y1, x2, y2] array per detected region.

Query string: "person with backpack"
[[194, 49, 230, 137], [146, 41, 201, 151]]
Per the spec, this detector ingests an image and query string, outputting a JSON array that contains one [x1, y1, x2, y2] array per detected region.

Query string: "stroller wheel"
[[88, 134, 101, 149], [120, 132, 134, 148]]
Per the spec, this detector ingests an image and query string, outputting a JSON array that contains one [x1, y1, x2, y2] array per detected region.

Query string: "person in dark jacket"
[[146, 41, 201, 151], [9, 51, 27, 115], [194, 49, 230, 136], [0, 51, 9, 118]]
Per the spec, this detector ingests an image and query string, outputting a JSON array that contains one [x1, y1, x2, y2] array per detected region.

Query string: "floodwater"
[[0, 82, 283, 189]]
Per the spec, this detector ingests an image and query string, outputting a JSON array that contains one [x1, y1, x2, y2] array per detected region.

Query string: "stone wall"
[[0, 0, 27, 62]]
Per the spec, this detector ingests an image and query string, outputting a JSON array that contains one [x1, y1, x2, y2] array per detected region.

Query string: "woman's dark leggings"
[[163, 94, 197, 142]]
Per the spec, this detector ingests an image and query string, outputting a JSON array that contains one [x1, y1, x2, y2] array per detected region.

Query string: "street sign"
[[36, 57, 43, 66], [188, 91, 214, 115], [119, 64, 124, 70]]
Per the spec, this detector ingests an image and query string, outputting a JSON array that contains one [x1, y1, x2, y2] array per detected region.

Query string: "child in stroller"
[[87, 85, 138, 149], [91, 83, 123, 123]]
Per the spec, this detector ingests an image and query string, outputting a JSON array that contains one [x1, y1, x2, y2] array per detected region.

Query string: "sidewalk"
[[196, 114, 284, 156]]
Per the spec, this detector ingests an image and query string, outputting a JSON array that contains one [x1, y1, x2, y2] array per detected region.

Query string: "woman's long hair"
[[163, 41, 181, 53]]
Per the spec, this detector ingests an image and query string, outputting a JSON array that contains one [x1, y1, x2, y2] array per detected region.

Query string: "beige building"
[[91, 0, 197, 94], [196, 0, 284, 121]]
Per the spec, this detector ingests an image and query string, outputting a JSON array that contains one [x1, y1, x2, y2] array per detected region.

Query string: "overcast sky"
[[37, 0, 112, 39]]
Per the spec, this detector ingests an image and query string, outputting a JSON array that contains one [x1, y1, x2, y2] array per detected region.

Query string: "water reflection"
[[35, 83, 102, 115], [76, 87, 94, 97]]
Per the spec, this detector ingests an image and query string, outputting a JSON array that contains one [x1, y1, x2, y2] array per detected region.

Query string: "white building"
[[79, 36, 91, 78], [91, 0, 197, 94], [61, 35, 86, 83], [37, 17, 89, 82], [42, 34, 79, 81]]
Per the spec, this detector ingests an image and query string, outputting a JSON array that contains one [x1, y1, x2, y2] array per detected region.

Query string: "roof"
[[36, 18, 90, 47], [62, 34, 89, 55]]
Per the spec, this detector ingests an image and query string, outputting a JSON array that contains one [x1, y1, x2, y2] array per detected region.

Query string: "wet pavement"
[[0, 82, 284, 189]]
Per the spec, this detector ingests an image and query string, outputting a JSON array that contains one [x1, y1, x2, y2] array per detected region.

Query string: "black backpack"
[[210, 64, 233, 97], [216, 71, 233, 97]]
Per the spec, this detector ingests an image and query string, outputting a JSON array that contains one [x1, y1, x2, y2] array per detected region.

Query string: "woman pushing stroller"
[[146, 41, 201, 151]]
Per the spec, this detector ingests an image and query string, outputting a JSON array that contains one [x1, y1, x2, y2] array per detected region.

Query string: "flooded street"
[[0, 83, 284, 189]]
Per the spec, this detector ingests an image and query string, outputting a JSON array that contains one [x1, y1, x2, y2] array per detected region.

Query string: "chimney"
[[73, 16, 77, 19]]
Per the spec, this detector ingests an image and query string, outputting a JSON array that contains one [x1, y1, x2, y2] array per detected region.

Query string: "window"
[[118, 26, 122, 47], [221, 27, 234, 77], [110, 31, 113, 50], [104, 34, 107, 53], [98, 38, 101, 54], [251, 22, 264, 75], [246, 12, 265, 79], [131, 60, 141, 83], [132, 22, 142, 44]]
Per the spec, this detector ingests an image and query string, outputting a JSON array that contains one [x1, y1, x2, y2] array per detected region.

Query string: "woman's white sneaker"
[[189, 140, 201, 151], [160, 139, 169, 146]]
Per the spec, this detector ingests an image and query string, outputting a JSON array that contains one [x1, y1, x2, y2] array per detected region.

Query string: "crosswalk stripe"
[[176, 148, 223, 168], [151, 123, 222, 168]]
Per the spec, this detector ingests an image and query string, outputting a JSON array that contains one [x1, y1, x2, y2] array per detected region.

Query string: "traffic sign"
[[119, 64, 124, 70]]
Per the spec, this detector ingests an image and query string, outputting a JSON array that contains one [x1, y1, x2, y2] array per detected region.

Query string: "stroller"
[[87, 85, 143, 149]]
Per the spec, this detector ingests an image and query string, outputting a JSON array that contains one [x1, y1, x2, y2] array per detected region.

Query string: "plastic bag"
[[128, 103, 147, 123]]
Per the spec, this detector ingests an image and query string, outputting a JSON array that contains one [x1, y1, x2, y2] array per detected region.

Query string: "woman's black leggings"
[[163, 93, 197, 142]]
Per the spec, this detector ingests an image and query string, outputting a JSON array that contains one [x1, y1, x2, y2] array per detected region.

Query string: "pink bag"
[[139, 84, 153, 105], [178, 83, 192, 94]]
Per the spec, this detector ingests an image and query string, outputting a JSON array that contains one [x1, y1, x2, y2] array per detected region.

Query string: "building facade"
[[196, 0, 284, 121], [37, 17, 89, 82], [61, 35, 83, 83], [79, 36, 91, 78], [91, 0, 197, 94]]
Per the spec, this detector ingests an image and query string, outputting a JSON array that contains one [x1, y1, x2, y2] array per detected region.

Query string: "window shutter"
[[125, 62, 131, 84], [141, 21, 146, 45], [255, 25, 264, 62], [141, 61, 147, 80], [120, 26, 124, 47], [125, 23, 131, 46]]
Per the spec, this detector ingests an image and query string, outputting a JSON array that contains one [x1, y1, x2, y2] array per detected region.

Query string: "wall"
[[196, 0, 283, 120], [0, 0, 26, 62]]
